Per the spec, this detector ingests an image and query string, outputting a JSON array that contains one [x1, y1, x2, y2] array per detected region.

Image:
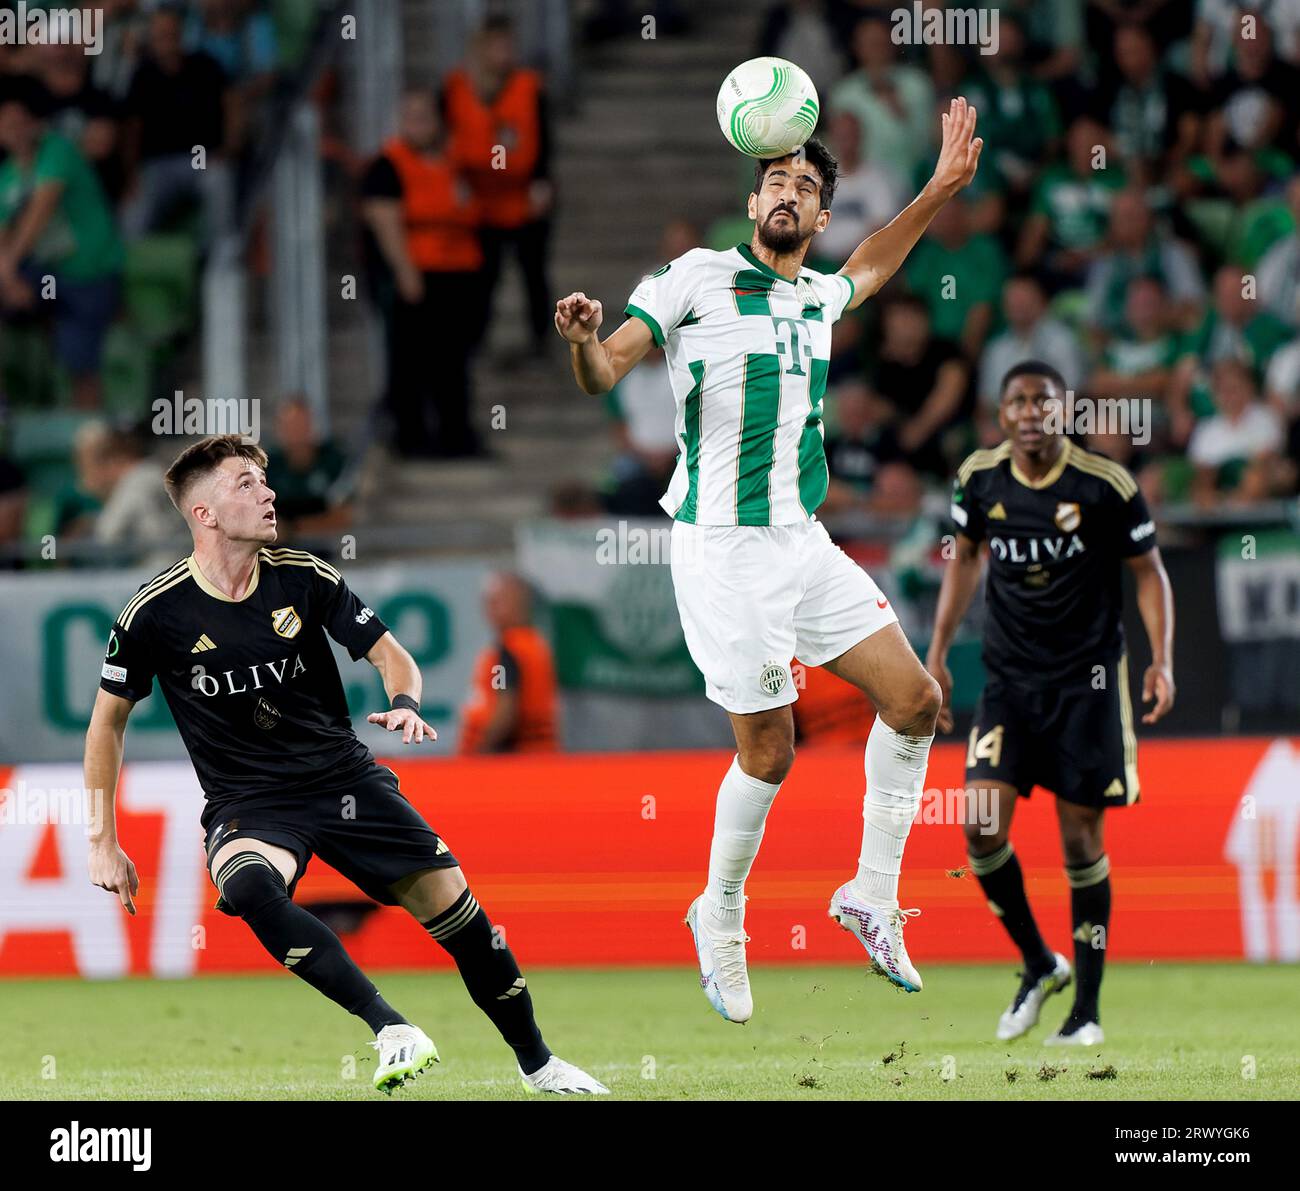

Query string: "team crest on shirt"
[[1053, 502, 1082, 533], [795, 277, 821, 310], [253, 697, 281, 730], [759, 659, 789, 697], [271, 605, 302, 639]]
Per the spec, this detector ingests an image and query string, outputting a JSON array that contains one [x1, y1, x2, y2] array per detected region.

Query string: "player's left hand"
[[1140, 663, 1175, 724], [930, 96, 983, 200], [366, 708, 438, 744]]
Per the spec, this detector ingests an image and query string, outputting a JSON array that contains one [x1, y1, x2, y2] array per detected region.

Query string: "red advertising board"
[[1, 738, 1296, 976]]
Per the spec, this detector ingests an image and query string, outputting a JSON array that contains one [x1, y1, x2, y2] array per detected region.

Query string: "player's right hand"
[[555, 292, 602, 343], [927, 656, 955, 734], [88, 841, 140, 916]]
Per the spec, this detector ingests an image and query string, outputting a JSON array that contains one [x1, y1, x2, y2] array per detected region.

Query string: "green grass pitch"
[[1, 963, 1294, 1100]]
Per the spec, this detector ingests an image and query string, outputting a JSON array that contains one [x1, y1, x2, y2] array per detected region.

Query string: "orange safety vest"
[[443, 67, 543, 229], [459, 626, 558, 754], [380, 136, 482, 272]]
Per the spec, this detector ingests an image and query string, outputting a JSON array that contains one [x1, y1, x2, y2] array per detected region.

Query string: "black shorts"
[[965, 655, 1140, 809], [203, 763, 459, 912]]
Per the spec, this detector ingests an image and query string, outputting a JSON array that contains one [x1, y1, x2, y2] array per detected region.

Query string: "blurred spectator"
[[0, 81, 123, 409], [1100, 23, 1199, 180], [1256, 175, 1300, 327], [904, 195, 1007, 357], [758, 0, 844, 101], [820, 379, 902, 511], [443, 15, 553, 360], [1203, 21, 1300, 157], [121, 5, 233, 241], [960, 13, 1061, 197], [263, 395, 353, 538], [864, 294, 970, 480], [459, 572, 558, 755], [830, 14, 935, 185], [978, 273, 1084, 432], [1008, 0, 1086, 89], [1082, 188, 1204, 340], [1265, 333, 1300, 414], [74, 421, 179, 562], [1017, 116, 1127, 292], [0, 452, 27, 569], [1192, 0, 1300, 86], [1088, 275, 1181, 406], [1180, 264, 1291, 378], [185, 0, 278, 100], [91, 0, 149, 102], [34, 44, 122, 200], [1206, 144, 1295, 269], [360, 87, 482, 458], [603, 345, 678, 516], [813, 110, 906, 265], [1188, 358, 1284, 505]]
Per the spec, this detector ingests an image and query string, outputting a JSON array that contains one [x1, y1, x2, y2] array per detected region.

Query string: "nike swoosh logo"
[[876, 597, 889, 608]]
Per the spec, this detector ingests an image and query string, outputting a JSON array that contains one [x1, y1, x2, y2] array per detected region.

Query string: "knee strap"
[[213, 851, 288, 918]]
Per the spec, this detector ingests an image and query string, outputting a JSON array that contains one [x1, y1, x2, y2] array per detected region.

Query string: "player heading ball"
[[557, 98, 984, 1021]]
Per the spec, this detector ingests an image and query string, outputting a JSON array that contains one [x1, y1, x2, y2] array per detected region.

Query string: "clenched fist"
[[555, 292, 603, 344]]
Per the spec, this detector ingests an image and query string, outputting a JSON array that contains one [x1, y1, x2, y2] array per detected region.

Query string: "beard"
[[756, 206, 808, 254]]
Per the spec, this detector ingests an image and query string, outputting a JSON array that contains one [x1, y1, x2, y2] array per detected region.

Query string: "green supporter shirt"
[[904, 233, 1008, 341], [1030, 163, 1128, 252], [0, 131, 124, 282]]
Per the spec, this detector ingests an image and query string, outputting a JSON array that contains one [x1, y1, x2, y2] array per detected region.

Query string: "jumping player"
[[555, 99, 983, 1021]]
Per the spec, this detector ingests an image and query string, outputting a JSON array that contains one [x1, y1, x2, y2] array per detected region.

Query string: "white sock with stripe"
[[703, 755, 780, 932], [851, 716, 932, 908]]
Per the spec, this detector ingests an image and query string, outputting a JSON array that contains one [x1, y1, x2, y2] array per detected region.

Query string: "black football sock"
[[1066, 854, 1111, 1023], [216, 851, 407, 1033], [969, 842, 1055, 977], [422, 889, 551, 1075]]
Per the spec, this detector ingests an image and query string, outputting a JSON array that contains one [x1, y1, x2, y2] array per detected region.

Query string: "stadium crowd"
[[732, 0, 1300, 518]]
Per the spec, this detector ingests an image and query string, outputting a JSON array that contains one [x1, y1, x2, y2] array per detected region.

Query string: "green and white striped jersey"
[[624, 243, 855, 526]]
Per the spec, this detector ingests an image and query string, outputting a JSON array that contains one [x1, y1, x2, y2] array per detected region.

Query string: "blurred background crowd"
[[0, 0, 1296, 747]]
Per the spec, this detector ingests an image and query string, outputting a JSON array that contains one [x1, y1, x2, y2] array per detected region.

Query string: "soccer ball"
[[716, 57, 820, 158]]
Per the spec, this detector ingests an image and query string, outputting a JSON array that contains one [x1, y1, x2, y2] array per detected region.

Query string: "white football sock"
[[852, 715, 933, 908], [703, 755, 781, 932]]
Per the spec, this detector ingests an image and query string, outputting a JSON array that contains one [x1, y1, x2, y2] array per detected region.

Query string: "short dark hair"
[[1000, 359, 1067, 397], [753, 136, 838, 211], [164, 434, 268, 513]]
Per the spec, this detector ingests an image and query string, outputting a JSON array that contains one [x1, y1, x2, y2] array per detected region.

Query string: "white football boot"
[[997, 953, 1072, 1040], [828, 882, 923, 992], [685, 895, 753, 1023], [1044, 1017, 1105, 1047], [371, 1023, 439, 1093], [520, 1056, 610, 1094]]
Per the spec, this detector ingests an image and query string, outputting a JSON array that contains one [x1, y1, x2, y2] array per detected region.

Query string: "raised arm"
[[85, 688, 140, 915], [838, 96, 983, 309], [925, 532, 986, 733], [1126, 548, 1175, 724], [555, 291, 655, 394]]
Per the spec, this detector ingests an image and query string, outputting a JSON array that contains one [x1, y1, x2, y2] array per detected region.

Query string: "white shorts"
[[669, 518, 899, 714]]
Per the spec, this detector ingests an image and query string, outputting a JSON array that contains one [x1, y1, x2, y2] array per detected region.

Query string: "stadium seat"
[[123, 235, 200, 347], [7, 410, 97, 499], [101, 323, 157, 417]]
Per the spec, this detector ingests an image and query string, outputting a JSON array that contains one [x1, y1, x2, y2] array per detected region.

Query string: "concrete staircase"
[[336, 1, 768, 554]]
